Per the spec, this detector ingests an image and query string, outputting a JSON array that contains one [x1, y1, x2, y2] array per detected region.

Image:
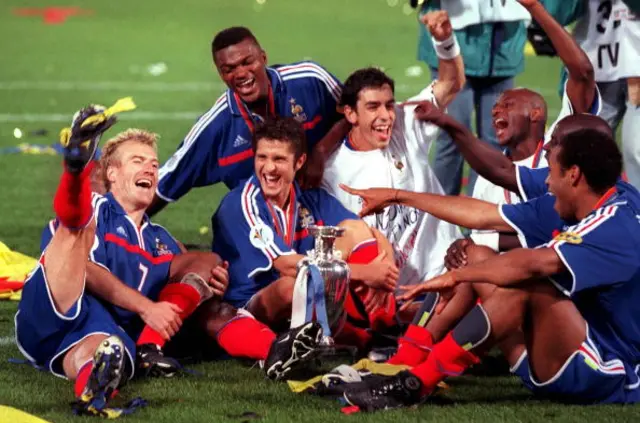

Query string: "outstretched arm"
[[520, 0, 595, 113], [449, 247, 564, 287], [341, 185, 515, 233], [433, 112, 519, 192], [398, 247, 565, 301]]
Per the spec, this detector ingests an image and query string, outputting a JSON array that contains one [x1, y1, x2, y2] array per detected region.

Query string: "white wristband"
[[433, 34, 460, 60]]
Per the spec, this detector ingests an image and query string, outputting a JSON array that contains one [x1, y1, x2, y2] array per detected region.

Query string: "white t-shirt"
[[572, 0, 638, 81], [470, 144, 547, 251], [322, 83, 462, 289], [439, 0, 531, 30]]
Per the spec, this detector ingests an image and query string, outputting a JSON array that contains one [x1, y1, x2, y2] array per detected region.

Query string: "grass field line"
[[0, 108, 561, 123], [0, 80, 558, 97], [0, 111, 202, 123], [0, 335, 15, 347]]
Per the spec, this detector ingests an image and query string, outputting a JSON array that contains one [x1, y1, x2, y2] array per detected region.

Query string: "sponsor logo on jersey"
[[116, 226, 127, 237], [233, 135, 249, 148]]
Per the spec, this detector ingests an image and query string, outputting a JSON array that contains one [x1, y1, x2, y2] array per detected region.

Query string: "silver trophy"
[[292, 225, 351, 346]]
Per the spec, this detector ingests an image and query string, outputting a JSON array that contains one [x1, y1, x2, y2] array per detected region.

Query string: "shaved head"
[[507, 88, 548, 121], [492, 88, 548, 148]]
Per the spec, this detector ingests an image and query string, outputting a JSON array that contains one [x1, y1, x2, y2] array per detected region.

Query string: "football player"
[[211, 116, 399, 354], [150, 26, 347, 216], [341, 114, 640, 410], [15, 106, 322, 417]]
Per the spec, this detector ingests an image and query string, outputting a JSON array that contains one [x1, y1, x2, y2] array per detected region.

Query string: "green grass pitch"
[[0, 0, 636, 421]]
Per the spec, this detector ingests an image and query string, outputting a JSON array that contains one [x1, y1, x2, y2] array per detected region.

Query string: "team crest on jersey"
[[298, 206, 316, 229], [289, 98, 307, 122], [249, 223, 274, 249], [553, 231, 583, 245], [391, 155, 404, 171], [155, 238, 171, 255]]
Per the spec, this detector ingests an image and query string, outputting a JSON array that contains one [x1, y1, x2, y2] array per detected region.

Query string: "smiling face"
[[214, 38, 269, 104], [106, 140, 159, 212], [254, 138, 305, 207], [344, 84, 396, 149], [491, 89, 546, 147]]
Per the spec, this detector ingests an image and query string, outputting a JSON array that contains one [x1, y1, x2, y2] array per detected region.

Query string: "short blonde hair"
[[99, 128, 159, 191]]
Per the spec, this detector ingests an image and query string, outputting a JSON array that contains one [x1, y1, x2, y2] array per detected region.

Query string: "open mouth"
[[263, 174, 281, 189], [493, 118, 508, 130], [236, 77, 256, 95], [372, 124, 391, 141], [493, 118, 509, 139], [135, 178, 153, 190]]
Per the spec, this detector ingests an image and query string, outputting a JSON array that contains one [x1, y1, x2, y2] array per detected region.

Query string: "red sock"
[[136, 283, 201, 347], [410, 333, 480, 395], [334, 321, 371, 350], [216, 316, 276, 360], [347, 239, 378, 264], [53, 162, 94, 229], [74, 361, 93, 398], [387, 324, 433, 366]]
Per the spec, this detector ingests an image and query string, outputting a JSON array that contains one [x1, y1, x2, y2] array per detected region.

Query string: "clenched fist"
[[422, 11, 453, 42]]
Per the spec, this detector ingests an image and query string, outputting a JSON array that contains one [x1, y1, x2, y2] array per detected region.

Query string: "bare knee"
[[170, 251, 222, 282], [338, 219, 374, 241], [465, 244, 497, 265]]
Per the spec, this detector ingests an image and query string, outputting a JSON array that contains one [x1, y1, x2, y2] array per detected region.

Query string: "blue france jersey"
[[544, 185, 640, 383], [41, 193, 182, 334], [501, 167, 640, 384], [212, 176, 356, 307], [157, 61, 342, 202]]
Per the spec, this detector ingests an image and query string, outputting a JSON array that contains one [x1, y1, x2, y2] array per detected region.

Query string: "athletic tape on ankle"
[[451, 304, 491, 350], [412, 292, 440, 327]]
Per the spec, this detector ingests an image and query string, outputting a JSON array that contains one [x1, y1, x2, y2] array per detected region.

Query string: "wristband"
[[433, 34, 460, 60]]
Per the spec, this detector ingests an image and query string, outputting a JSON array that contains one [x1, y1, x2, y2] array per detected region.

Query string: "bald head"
[[508, 88, 548, 120], [492, 88, 548, 148]]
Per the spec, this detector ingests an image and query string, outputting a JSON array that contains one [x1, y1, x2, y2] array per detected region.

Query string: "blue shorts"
[[511, 326, 640, 404], [15, 263, 136, 379]]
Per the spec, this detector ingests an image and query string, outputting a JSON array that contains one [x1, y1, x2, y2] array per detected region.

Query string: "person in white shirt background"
[[321, 10, 464, 295]]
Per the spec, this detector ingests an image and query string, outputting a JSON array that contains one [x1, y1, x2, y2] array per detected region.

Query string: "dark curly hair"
[[340, 67, 395, 109], [252, 116, 307, 160]]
